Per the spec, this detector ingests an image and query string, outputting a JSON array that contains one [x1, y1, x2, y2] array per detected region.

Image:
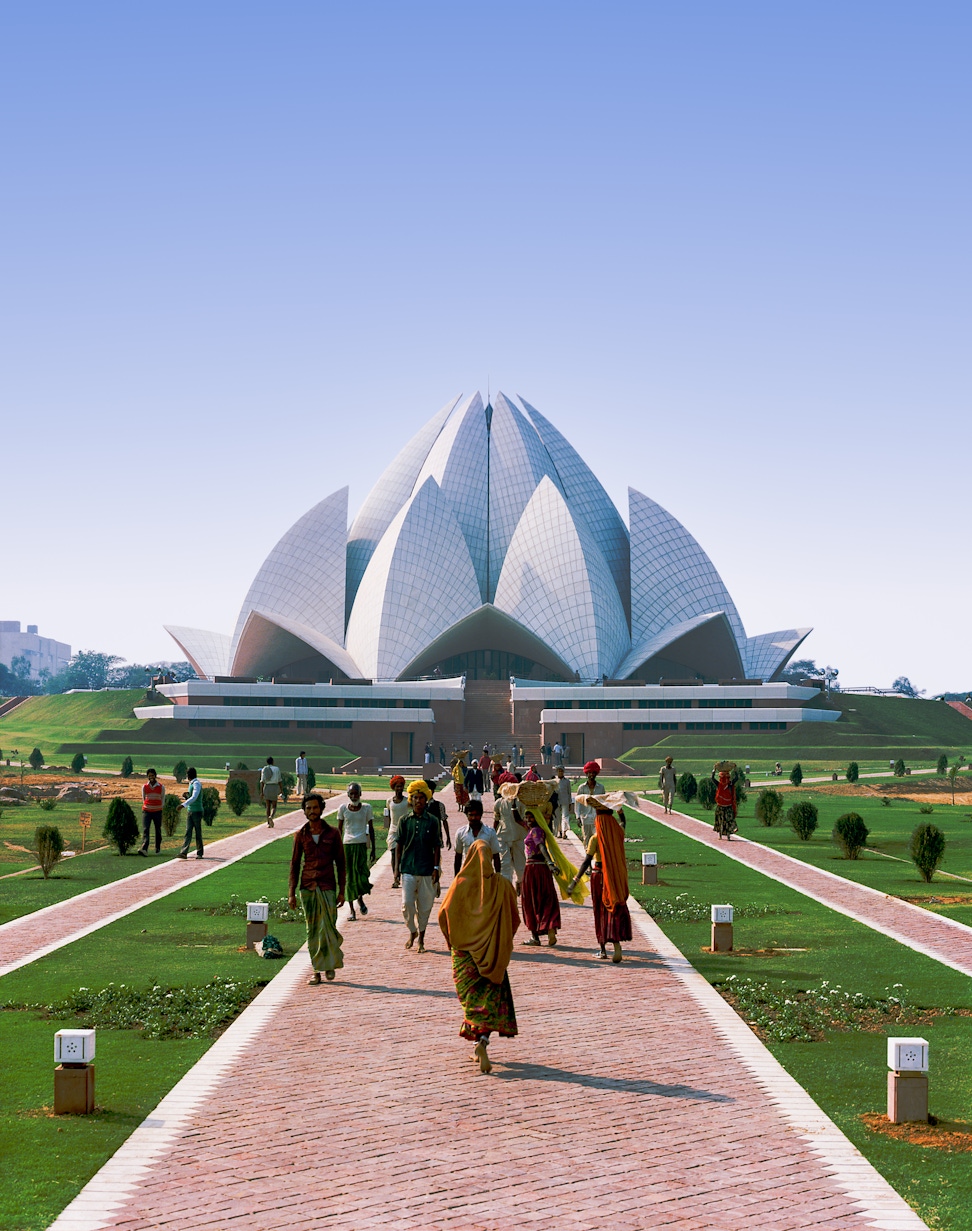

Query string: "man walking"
[[493, 774, 528, 889], [574, 760, 605, 844], [552, 765, 575, 838], [659, 756, 677, 814], [384, 775, 410, 889], [288, 792, 345, 984], [177, 767, 205, 859], [553, 741, 563, 767], [393, 780, 441, 952], [295, 750, 309, 797], [260, 756, 282, 826], [453, 798, 501, 874], [138, 767, 165, 855]]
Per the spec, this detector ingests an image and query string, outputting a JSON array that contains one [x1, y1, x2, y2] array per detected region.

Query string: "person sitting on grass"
[[289, 792, 346, 985]]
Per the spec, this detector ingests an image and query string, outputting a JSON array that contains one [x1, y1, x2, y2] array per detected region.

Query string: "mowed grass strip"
[[623, 809, 972, 1231], [0, 819, 341, 1231]]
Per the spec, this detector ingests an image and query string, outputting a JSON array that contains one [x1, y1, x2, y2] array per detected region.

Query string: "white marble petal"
[[743, 628, 812, 680], [164, 626, 231, 681]]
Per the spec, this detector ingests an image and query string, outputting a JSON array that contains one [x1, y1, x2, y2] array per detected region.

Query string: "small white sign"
[[887, 1037, 928, 1072], [642, 852, 657, 866], [55, 1029, 96, 1063], [711, 904, 734, 923], [246, 901, 270, 923]]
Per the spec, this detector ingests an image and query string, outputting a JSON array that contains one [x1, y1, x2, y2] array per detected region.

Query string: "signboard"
[[79, 811, 92, 851]]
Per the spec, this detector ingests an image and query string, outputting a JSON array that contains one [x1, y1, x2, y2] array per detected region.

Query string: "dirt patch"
[[802, 780, 972, 806], [701, 947, 809, 956], [903, 895, 972, 906], [861, 1112, 972, 1152]]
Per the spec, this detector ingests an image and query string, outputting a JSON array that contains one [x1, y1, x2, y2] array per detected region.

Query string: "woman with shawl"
[[713, 770, 738, 839], [452, 759, 469, 810], [520, 810, 561, 946], [439, 842, 520, 1073], [568, 795, 632, 962]]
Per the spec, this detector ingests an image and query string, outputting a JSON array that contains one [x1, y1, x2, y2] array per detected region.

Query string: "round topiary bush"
[[38, 798, 57, 812], [755, 788, 784, 826], [120, 756, 134, 778], [29, 747, 44, 770], [845, 761, 859, 784], [911, 822, 946, 883], [104, 797, 139, 855], [936, 753, 948, 776], [161, 794, 182, 837], [697, 776, 717, 810], [677, 772, 698, 804], [894, 758, 906, 777], [306, 766, 316, 791], [789, 763, 803, 787], [787, 799, 818, 841], [71, 751, 86, 774], [279, 771, 296, 802], [226, 778, 251, 817], [200, 786, 221, 827], [173, 760, 188, 784], [833, 811, 869, 859], [35, 823, 65, 878]]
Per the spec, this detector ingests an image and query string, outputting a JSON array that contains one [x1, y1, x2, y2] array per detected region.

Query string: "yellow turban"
[[407, 779, 432, 800]]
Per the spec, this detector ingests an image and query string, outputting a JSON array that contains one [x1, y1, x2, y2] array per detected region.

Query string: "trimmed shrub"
[[200, 786, 220, 827], [936, 753, 949, 776], [71, 751, 86, 774], [306, 766, 316, 791], [697, 777, 717, 810], [894, 758, 906, 777], [173, 760, 188, 784], [120, 756, 134, 778], [755, 789, 784, 826], [677, 772, 698, 804], [226, 778, 251, 817], [910, 822, 946, 883], [279, 771, 296, 802], [161, 794, 182, 837], [731, 767, 748, 805], [235, 761, 249, 771], [35, 824, 65, 878], [788, 763, 803, 787], [103, 798, 139, 855], [833, 812, 869, 859], [881, 796, 892, 807], [38, 798, 57, 812], [28, 747, 44, 770], [845, 761, 859, 784], [919, 804, 934, 815], [787, 800, 818, 841]]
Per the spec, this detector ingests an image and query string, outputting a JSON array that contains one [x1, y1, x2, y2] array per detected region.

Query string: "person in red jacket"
[[138, 768, 165, 855]]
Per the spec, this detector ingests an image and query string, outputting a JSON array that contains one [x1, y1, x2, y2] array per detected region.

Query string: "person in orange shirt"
[[138, 768, 165, 855]]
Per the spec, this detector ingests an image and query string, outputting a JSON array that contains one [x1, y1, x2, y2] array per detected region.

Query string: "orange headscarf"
[[438, 841, 520, 984], [594, 811, 629, 912]]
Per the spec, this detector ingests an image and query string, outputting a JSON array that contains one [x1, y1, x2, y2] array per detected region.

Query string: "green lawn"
[[0, 824, 327, 1231], [662, 783, 972, 926], [622, 809, 972, 1231]]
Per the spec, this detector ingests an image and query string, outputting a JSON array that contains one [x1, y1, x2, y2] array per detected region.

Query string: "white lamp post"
[[711, 904, 734, 952], [54, 1028, 96, 1114], [887, 1037, 929, 1123]]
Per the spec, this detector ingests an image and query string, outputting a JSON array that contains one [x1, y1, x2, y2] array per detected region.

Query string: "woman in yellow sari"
[[438, 841, 520, 1073]]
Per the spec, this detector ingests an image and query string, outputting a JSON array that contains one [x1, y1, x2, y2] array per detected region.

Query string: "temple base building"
[[143, 391, 832, 766]]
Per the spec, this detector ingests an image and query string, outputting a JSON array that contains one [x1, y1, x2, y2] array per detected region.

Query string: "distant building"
[[0, 621, 71, 680]]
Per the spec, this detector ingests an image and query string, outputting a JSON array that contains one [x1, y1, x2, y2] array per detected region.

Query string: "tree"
[[697, 776, 717, 810], [35, 824, 65, 878], [64, 650, 123, 691], [910, 823, 946, 882], [893, 676, 925, 699], [279, 771, 296, 802], [787, 800, 818, 841], [162, 794, 182, 836], [845, 761, 859, 783], [936, 753, 948, 776], [948, 762, 961, 804], [226, 778, 251, 817], [70, 751, 86, 774], [28, 747, 44, 770], [789, 763, 803, 787], [103, 798, 139, 854], [173, 760, 188, 783], [833, 812, 869, 859], [780, 658, 818, 683], [120, 756, 134, 778], [755, 788, 784, 827], [676, 772, 698, 804], [894, 758, 906, 777], [200, 786, 221, 826], [306, 766, 316, 791], [730, 766, 748, 804]]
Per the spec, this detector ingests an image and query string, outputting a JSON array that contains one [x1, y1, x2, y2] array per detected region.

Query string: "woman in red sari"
[[713, 771, 738, 839], [568, 795, 632, 962]]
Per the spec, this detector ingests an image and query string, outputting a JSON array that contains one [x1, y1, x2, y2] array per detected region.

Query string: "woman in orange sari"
[[568, 796, 632, 963], [438, 840, 520, 1073]]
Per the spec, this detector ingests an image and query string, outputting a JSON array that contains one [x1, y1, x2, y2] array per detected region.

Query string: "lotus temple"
[[142, 392, 837, 766]]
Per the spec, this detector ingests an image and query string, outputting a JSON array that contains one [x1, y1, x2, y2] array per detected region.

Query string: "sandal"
[[307, 972, 321, 985]]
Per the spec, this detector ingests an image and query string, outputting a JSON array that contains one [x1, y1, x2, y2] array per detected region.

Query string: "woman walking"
[[338, 782, 376, 920], [568, 794, 632, 962], [438, 841, 519, 1074], [713, 770, 738, 840], [520, 812, 561, 946]]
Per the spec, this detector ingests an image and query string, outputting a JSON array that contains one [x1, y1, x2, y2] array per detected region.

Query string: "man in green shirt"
[[393, 780, 442, 953]]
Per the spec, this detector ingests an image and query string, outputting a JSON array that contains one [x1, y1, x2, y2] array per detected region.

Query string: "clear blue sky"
[[2, 3, 969, 693]]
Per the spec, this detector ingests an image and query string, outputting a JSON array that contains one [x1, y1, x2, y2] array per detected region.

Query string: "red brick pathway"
[[638, 799, 972, 977], [50, 790, 925, 1231], [0, 800, 346, 978]]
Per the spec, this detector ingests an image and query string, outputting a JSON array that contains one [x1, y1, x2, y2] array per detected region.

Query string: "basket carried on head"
[[713, 760, 737, 774], [499, 780, 551, 807]]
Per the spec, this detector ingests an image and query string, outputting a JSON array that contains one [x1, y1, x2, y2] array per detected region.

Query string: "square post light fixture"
[[887, 1037, 929, 1124], [641, 851, 657, 885], [54, 1029, 95, 1114], [246, 901, 270, 949], [711, 904, 733, 953]]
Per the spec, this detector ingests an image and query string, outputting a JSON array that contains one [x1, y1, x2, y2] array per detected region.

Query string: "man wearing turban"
[[574, 762, 605, 844], [384, 775, 409, 889], [392, 780, 442, 952]]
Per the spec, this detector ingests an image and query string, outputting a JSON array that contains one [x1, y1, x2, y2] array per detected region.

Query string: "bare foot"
[[405, 933, 417, 949], [417, 941, 426, 953], [548, 930, 558, 946], [474, 1040, 491, 1074], [612, 942, 623, 963]]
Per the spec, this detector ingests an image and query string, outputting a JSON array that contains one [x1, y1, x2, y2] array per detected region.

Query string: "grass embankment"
[[623, 809, 972, 1231], [665, 781, 972, 926], [0, 819, 340, 1231], [0, 798, 304, 925]]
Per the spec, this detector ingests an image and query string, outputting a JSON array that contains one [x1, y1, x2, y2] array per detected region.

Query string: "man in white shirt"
[[453, 799, 501, 875], [295, 751, 309, 797], [574, 761, 605, 843], [659, 757, 677, 814], [551, 766, 575, 837], [260, 756, 283, 826], [384, 775, 410, 888]]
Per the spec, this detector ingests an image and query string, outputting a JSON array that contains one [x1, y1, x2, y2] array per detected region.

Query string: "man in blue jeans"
[[178, 767, 205, 859]]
